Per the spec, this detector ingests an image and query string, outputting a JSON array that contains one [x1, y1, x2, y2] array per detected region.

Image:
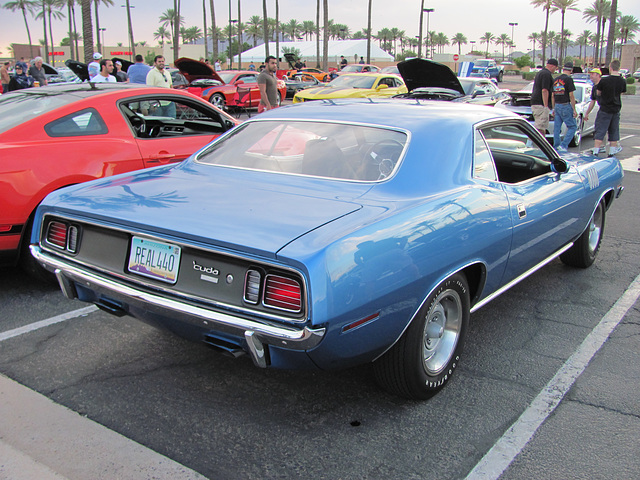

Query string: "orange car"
[[281, 53, 335, 82], [0, 82, 237, 275]]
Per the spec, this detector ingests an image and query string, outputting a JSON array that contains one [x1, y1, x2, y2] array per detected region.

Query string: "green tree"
[[451, 33, 467, 55], [528, 32, 540, 64], [3, 0, 38, 57], [301, 20, 315, 41], [246, 15, 261, 46], [575, 30, 591, 65], [93, 0, 113, 55], [514, 54, 533, 68], [209, 0, 218, 61], [80, 0, 92, 62], [154, 26, 170, 47], [583, 0, 611, 66], [480, 31, 495, 57], [282, 18, 302, 40], [496, 33, 510, 61]]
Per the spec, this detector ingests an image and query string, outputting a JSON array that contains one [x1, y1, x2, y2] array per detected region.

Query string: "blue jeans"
[[553, 103, 577, 149]]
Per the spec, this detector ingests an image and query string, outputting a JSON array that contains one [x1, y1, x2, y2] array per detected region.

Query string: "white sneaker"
[[591, 147, 601, 155], [609, 146, 623, 156]]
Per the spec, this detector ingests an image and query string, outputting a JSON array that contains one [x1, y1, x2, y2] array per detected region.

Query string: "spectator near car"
[[88, 52, 102, 80], [531, 58, 558, 135], [6, 61, 34, 91], [146, 55, 172, 88], [127, 55, 151, 84], [92, 59, 117, 83], [28, 56, 48, 86], [589, 59, 626, 156], [1, 61, 11, 93], [551, 61, 577, 152]]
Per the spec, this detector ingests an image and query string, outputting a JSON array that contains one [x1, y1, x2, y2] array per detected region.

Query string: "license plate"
[[127, 236, 181, 284]]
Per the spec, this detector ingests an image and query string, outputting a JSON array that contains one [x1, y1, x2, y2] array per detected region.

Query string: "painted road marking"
[[465, 272, 640, 480], [0, 306, 98, 342]]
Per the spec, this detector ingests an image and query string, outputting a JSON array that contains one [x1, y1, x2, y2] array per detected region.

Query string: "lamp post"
[[424, 8, 434, 59], [417, 3, 434, 59], [99, 28, 106, 56], [509, 22, 518, 61]]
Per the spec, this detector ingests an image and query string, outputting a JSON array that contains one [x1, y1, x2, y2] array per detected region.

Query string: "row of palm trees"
[[3, 0, 639, 69]]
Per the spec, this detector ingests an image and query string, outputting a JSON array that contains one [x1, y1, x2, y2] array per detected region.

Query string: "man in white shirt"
[[88, 52, 102, 80], [146, 55, 172, 88], [92, 59, 117, 83]]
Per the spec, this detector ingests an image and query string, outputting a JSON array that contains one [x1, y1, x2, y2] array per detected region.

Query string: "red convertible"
[[0, 82, 238, 276], [174, 57, 286, 111]]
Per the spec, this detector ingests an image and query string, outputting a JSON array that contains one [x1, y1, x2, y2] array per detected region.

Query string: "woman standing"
[[7, 62, 34, 92]]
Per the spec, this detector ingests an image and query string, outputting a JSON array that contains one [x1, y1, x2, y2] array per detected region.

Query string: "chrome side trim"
[[470, 242, 573, 313], [31, 246, 325, 353]]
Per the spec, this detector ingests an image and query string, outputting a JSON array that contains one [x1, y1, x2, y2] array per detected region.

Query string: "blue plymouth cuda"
[[30, 99, 624, 399]]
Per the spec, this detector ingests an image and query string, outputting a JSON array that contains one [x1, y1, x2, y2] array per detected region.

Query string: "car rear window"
[[196, 120, 408, 182], [0, 92, 72, 133], [44, 107, 108, 137]]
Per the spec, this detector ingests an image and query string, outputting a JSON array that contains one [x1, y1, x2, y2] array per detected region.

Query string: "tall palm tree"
[[366, 0, 371, 63], [451, 33, 467, 55], [282, 19, 301, 40], [528, 32, 540, 64], [583, 0, 610, 66], [80, 0, 92, 62], [92, 0, 114, 55], [551, 0, 579, 65], [575, 30, 591, 65], [480, 32, 495, 57], [530, 0, 552, 65], [617, 15, 639, 56], [209, 0, 218, 61], [36, 0, 65, 64], [3, 0, 37, 57], [246, 15, 261, 46], [65, 0, 75, 59], [173, 0, 181, 63], [154, 26, 170, 47], [322, 0, 328, 70], [604, 0, 617, 64], [262, 0, 268, 57], [123, 0, 135, 59], [202, 0, 208, 59], [274, 0, 279, 68], [496, 33, 510, 61]]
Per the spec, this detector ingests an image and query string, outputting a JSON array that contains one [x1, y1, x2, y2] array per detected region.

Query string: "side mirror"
[[376, 84, 389, 90], [234, 79, 245, 85], [550, 157, 569, 174]]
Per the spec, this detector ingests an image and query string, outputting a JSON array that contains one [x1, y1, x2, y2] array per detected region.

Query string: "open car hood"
[[41, 63, 58, 75], [175, 57, 223, 83], [284, 53, 298, 70], [65, 59, 90, 82], [397, 58, 465, 95]]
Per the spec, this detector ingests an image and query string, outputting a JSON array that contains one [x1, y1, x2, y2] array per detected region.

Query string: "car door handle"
[[148, 153, 176, 161]]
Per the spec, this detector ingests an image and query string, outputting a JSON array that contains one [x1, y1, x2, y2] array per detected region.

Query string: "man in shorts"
[[586, 59, 626, 156], [530, 58, 558, 135]]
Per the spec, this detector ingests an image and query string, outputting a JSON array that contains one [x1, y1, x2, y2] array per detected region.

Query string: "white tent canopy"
[[234, 39, 394, 66]]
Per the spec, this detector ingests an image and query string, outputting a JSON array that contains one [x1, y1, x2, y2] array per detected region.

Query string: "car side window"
[[44, 108, 108, 137], [473, 130, 498, 181], [479, 123, 553, 184], [238, 74, 257, 85]]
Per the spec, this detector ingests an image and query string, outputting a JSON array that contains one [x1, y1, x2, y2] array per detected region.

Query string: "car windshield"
[[196, 120, 407, 182], [218, 72, 238, 84], [0, 92, 71, 133], [328, 75, 376, 89], [475, 60, 491, 67]]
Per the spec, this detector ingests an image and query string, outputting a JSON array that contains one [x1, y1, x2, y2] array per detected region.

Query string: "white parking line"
[[0, 305, 98, 342], [465, 272, 640, 480]]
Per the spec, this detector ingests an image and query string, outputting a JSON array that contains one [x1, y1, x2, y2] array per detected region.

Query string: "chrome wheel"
[[588, 201, 604, 255], [210, 93, 226, 109], [422, 288, 463, 375]]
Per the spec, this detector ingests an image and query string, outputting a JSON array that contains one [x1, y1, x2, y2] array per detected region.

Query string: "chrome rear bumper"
[[30, 246, 325, 368]]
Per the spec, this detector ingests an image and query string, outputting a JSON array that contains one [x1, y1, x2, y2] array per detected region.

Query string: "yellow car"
[[292, 73, 407, 103]]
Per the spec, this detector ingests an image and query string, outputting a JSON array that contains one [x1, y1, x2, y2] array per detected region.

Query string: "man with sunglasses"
[[146, 55, 172, 88]]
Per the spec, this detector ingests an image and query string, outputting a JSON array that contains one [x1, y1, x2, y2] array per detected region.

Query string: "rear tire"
[[560, 200, 605, 268], [497, 71, 503, 82], [373, 273, 470, 399], [19, 216, 56, 284]]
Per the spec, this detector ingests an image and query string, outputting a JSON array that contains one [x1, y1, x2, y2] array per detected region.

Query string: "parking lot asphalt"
[[1, 80, 639, 480]]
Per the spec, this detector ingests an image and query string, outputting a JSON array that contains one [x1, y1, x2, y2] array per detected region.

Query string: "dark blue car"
[[31, 99, 624, 399]]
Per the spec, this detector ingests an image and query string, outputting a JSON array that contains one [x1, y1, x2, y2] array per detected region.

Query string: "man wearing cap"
[[530, 58, 558, 135], [586, 59, 626, 156], [114, 61, 129, 82], [88, 52, 102, 80], [551, 61, 577, 152], [584, 67, 602, 125]]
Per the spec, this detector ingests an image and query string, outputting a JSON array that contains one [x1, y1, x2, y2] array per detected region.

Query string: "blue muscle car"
[[30, 99, 624, 399]]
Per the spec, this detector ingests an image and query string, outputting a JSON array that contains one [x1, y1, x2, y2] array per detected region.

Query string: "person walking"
[[551, 61, 577, 152], [530, 58, 558, 135], [1, 61, 11, 93], [586, 59, 626, 156], [127, 55, 151, 84], [257, 55, 279, 113]]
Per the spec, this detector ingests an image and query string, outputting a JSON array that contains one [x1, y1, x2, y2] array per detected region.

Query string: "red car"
[[0, 82, 238, 275], [174, 57, 286, 111]]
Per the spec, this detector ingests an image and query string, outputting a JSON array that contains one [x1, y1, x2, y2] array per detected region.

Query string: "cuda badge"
[[584, 167, 600, 190], [517, 204, 527, 219]]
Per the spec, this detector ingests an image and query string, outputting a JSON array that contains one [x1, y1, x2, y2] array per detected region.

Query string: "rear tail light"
[[263, 274, 302, 313], [46, 220, 79, 253]]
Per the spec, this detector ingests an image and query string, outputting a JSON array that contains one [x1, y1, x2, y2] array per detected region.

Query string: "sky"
[[1, 0, 639, 59]]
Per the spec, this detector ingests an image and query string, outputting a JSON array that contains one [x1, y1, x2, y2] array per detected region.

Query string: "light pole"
[[417, 3, 434, 59], [99, 28, 106, 55], [509, 22, 518, 61], [424, 8, 434, 59]]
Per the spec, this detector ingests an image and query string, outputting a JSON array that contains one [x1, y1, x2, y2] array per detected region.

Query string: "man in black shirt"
[[531, 58, 558, 135], [551, 61, 577, 151], [588, 59, 626, 156]]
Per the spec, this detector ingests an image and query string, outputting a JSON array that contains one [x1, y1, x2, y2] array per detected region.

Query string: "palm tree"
[[390, 27, 402, 56], [480, 32, 495, 57], [123, 0, 135, 59], [202, 0, 208, 59], [246, 15, 261, 46], [434, 32, 448, 54], [546, 30, 556, 57], [617, 15, 639, 57], [576, 30, 591, 65], [301, 20, 314, 41], [451, 33, 467, 55], [496, 33, 510, 61], [528, 32, 540, 64], [322, 0, 328, 70], [530, 0, 552, 65], [604, 0, 618, 64], [65, 0, 75, 60], [283, 19, 302, 40], [209, 0, 218, 61], [92, 0, 113, 54], [154, 26, 170, 47], [560, 28, 572, 59], [173, 0, 181, 63], [182, 26, 202, 44], [551, 0, 579, 65], [583, 0, 610, 66], [80, 0, 92, 62], [262, 0, 268, 57], [3, 0, 37, 57], [35, 0, 66, 64], [366, 0, 371, 63]]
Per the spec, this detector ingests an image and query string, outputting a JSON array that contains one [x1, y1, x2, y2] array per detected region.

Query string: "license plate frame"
[[127, 236, 181, 284]]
